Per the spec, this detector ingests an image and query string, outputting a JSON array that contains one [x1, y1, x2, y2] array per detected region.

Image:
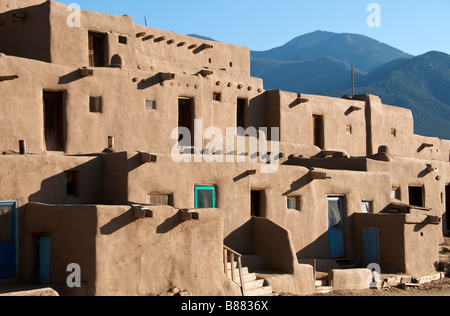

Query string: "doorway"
[[0, 202, 17, 279], [178, 97, 194, 146], [409, 186, 424, 207], [362, 227, 380, 267], [313, 114, 324, 149], [328, 196, 344, 258], [43, 91, 65, 152], [38, 236, 51, 285], [237, 98, 247, 130], [88, 31, 108, 67], [251, 190, 266, 218]]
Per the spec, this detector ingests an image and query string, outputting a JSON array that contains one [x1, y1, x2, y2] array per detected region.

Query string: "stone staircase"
[[226, 261, 274, 296]]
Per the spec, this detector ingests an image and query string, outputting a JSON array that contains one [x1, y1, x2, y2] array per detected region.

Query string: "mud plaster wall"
[[95, 205, 240, 296]]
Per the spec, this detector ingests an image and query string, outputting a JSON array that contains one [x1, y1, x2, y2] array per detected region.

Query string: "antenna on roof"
[[144, 16, 148, 27], [351, 64, 355, 97]]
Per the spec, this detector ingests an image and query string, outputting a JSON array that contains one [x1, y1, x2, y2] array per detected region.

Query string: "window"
[[118, 35, 127, 45], [213, 92, 221, 102], [88, 31, 108, 67], [146, 100, 156, 110], [409, 186, 424, 207], [346, 125, 352, 134], [237, 98, 247, 130], [195, 186, 216, 209], [65, 170, 80, 198], [391, 128, 397, 137], [89, 96, 102, 113], [287, 197, 300, 211], [361, 201, 373, 213], [149, 193, 173, 206], [391, 187, 400, 200]]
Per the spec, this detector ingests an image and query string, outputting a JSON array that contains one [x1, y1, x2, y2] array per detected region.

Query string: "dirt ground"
[[310, 277, 450, 296]]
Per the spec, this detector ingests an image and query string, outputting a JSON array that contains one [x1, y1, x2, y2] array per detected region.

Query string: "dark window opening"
[[89, 96, 102, 113], [65, 170, 80, 198], [409, 186, 424, 207], [89, 31, 108, 67], [43, 91, 65, 152], [213, 92, 221, 102], [237, 98, 247, 130], [251, 190, 266, 217], [178, 97, 194, 146], [313, 114, 324, 149], [118, 35, 127, 45]]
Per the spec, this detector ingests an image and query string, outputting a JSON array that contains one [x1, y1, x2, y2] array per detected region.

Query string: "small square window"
[[361, 201, 373, 213], [287, 197, 300, 211], [213, 93, 221, 102], [149, 193, 173, 206], [146, 100, 156, 110], [89, 96, 102, 113], [391, 128, 397, 137], [118, 35, 127, 45], [391, 188, 400, 200], [346, 125, 352, 134]]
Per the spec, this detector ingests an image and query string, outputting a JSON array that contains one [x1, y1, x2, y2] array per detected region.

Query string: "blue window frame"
[[195, 186, 216, 209], [0, 201, 17, 279]]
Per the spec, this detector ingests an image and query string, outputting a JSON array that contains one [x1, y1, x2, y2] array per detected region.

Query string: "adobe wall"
[[276, 90, 368, 157], [126, 152, 392, 260], [94, 205, 240, 296], [0, 2, 51, 62], [0, 154, 102, 206], [22, 203, 98, 295], [353, 213, 440, 275], [0, 0, 45, 13], [0, 54, 263, 155]]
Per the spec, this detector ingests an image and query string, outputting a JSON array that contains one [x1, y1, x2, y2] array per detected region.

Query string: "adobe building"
[[0, 0, 449, 296]]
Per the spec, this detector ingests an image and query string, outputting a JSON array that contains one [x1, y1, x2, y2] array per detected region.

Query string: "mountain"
[[325, 51, 450, 139], [251, 31, 412, 73]]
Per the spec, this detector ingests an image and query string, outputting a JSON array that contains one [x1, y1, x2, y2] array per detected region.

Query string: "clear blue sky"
[[61, 0, 450, 55]]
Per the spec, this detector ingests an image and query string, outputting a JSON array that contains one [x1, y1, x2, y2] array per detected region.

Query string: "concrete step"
[[316, 286, 333, 294], [242, 279, 266, 291], [245, 286, 273, 297]]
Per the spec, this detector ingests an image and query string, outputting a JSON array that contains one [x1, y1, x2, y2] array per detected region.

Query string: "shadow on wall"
[[99, 207, 136, 235], [283, 173, 312, 196], [296, 231, 330, 260]]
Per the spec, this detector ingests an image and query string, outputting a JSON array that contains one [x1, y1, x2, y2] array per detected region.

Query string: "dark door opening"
[[178, 97, 194, 146], [313, 114, 324, 149], [251, 190, 265, 217], [409, 186, 424, 207], [237, 98, 247, 130], [446, 185, 450, 231], [89, 31, 108, 67], [43, 91, 65, 152]]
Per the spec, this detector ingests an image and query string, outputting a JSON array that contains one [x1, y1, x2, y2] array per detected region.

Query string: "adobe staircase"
[[224, 246, 274, 296], [226, 261, 274, 296]]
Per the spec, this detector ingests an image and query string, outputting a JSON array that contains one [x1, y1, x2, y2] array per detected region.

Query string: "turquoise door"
[[328, 197, 344, 258], [195, 186, 216, 209], [362, 227, 380, 267], [38, 236, 51, 285], [0, 202, 17, 279]]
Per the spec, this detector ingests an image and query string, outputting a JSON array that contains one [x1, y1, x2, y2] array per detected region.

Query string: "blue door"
[[38, 236, 51, 285], [195, 186, 216, 209], [362, 227, 380, 267], [0, 202, 17, 279], [328, 197, 344, 258]]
